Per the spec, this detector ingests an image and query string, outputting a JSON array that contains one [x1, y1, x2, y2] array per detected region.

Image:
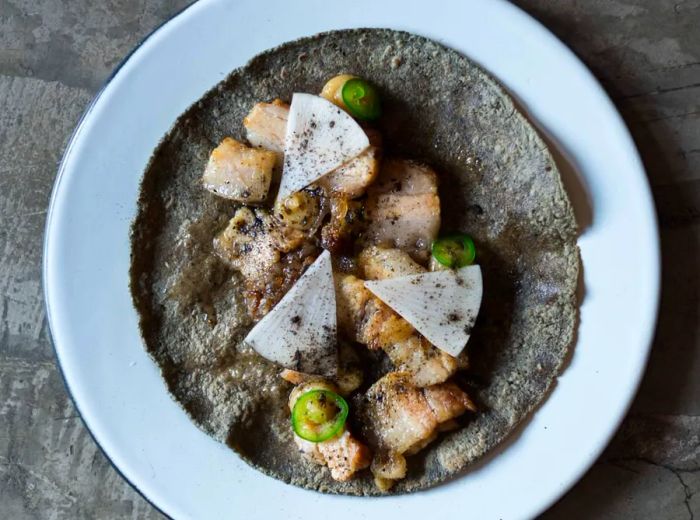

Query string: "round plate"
[[43, 0, 660, 518]]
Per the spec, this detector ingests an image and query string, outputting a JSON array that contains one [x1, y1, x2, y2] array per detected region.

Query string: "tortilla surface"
[[130, 29, 579, 495]]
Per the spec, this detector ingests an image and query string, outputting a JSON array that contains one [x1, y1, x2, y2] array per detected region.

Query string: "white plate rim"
[[43, 1, 660, 519]]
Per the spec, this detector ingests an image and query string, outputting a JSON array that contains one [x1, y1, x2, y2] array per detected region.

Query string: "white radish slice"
[[244, 250, 337, 376], [364, 265, 483, 357], [277, 93, 369, 201]]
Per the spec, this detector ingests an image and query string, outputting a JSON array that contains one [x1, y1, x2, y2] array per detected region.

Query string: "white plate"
[[43, 0, 660, 518]]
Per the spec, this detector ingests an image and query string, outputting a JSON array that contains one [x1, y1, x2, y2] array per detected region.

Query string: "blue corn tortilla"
[[130, 29, 579, 494]]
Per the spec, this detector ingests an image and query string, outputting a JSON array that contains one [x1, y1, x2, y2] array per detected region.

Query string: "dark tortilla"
[[130, 29, 579, 495]]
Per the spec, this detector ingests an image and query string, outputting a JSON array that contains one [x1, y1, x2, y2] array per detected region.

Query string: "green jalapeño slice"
[[341, 78, 381, 120], [291, 389, 349, 442], [431, 234, 477, 268]]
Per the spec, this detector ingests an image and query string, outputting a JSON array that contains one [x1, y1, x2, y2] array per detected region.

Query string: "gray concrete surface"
[[0, 0, 697, 518]]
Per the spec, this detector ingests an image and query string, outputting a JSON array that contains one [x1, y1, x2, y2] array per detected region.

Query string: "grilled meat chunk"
[[202, 137, 276, 202], [335, 273, 458, 386], [243, 99, 289, 154], [214, 207, 317, 320], [280, 342, 364, 395], [359, 372, 476, 490], [321, 195, 365, 254], [363, 159, 440, 262], [320, 146, 381, 198], [358, 246, 424, 280], [273, 187, 325, 232]]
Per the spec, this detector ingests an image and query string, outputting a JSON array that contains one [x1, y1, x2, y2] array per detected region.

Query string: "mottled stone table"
[[0, 1, 697, 518]]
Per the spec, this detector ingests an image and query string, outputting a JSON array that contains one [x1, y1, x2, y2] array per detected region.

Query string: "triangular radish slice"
[[277, 93, 369, 201], [364, 265, 483, 357], [245, 250, 337, 376]]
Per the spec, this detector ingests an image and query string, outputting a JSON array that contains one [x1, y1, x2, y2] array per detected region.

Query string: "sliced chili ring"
[[431, 234, 477, 268], [341, 78, 381, 120], [291, 389, 349, 442]]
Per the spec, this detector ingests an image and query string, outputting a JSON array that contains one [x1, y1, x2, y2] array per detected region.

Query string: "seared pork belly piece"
[[372, 158, 439, 195], [214, 207, 317, 320], [335, 272, 458, 386], [320, 195, 365, 254], [273, 187, 325, 234], [202, 137, 276, 202], [363, 159, 441, 262], [288, 381, 371, 482], [359, 372, 476, 491], [280, 342, 364, 395], [320, 146, 381, 198], [358, 246, 424, 280], [294, 430, 372, 482], [214, 208, 279, 281], [243, 99, 289, 154], [382, 335, 458, 388]]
